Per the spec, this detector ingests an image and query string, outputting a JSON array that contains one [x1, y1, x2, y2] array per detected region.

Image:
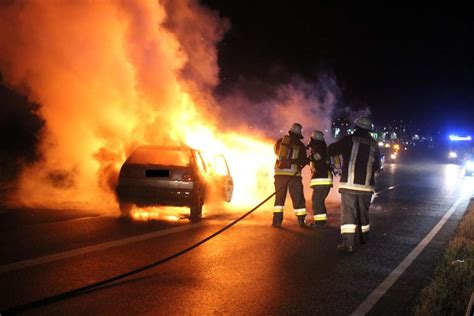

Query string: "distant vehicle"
[[447, 134, 472, 163], [379, 142, 401, 162], [116, 145, 234, 222], [464, 157, 474, 176]]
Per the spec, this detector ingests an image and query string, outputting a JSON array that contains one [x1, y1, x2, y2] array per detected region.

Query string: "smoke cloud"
[[0, 0, 212, 208], [0, 0, 339, 213], [216, 73, 340, 139]]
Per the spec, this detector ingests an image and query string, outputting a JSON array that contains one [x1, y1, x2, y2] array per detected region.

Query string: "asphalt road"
[[0, 160, 473, 315]]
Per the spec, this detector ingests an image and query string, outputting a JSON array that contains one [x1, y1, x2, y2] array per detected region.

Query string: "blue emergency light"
[[449, 135, 472, 141]]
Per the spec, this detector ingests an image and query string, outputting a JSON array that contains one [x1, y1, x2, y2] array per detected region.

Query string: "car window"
[[195, 151, 207, 174], [127, 148, 190, 166], [214, 155, 230, 176]]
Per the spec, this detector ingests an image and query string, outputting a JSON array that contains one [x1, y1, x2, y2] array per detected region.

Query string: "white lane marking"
[[0, 222, 204, 274], [352, 197, 465, 315]]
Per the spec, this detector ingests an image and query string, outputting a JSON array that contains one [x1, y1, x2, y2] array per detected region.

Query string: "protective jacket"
[[274, 133, 308, 176], [328, 129, 381, 193], [308, 139, 333, 187]]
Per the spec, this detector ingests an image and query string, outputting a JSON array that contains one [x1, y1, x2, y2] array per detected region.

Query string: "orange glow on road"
[[131, 206, 186, 222]]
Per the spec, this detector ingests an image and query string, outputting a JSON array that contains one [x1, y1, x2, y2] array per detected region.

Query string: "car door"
[[193, 149, 208, 188], [211, 154, 234, 202]]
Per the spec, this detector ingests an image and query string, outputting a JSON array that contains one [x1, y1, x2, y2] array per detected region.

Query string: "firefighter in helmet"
[[328, 116, 381, 252], [307, 130, 333, 227], [273, 123, 309, 228]]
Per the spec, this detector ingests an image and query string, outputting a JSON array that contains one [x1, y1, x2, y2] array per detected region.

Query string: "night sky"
[[203, 1, 474, 132]]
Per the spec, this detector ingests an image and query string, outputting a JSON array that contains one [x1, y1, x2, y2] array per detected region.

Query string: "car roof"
[[135, 145, 195, 151]]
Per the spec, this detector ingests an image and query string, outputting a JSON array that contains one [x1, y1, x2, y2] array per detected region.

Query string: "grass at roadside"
[[413, 199, 474, 315]]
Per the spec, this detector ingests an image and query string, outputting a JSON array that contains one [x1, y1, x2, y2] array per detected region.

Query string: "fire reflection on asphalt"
[[131, 206, 188, 222]]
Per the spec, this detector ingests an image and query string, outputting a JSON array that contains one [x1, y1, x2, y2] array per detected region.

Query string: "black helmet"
[[289, 123, 304, 139]]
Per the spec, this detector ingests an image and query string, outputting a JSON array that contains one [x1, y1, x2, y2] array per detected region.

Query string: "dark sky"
[[202, 1, 474, 132]]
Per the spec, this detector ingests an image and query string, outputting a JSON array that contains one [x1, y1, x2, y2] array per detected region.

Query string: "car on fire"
[[116, 145, 233, 222]]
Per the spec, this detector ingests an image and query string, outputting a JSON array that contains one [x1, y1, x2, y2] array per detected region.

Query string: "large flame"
[[0, 0, 334, 214]]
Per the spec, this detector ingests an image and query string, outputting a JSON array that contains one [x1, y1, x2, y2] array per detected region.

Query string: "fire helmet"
[[311, 130, 325, 141], [354, 116, 374, 131], [289, 123, 303, 138]]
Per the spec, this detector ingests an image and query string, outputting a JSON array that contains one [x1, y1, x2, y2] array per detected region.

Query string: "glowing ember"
[[166, 215, 181, 222], [131, 206, 188, 222]]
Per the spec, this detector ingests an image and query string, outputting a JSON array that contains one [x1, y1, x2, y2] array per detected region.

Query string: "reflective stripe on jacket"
[[274, 136, 307, 176], [328, 129, 381, 193], [308, 139, 333, 187], [310, 172, 333, 186]]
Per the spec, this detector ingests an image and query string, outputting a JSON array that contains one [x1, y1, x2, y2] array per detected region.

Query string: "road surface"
[[0, 161, 473, 315]]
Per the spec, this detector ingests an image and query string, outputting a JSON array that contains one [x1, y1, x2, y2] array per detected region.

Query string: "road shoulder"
[[412, 198, 474, 315]]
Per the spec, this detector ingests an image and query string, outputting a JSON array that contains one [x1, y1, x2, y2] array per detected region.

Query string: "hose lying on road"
[[2, 168, 304, 315]]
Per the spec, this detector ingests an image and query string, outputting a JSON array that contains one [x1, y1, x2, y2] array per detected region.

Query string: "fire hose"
[[2, 166, 306, 315]]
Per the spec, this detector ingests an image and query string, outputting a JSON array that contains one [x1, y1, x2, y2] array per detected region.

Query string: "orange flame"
[[131, 206, 184, 222], [0, 0, 335, 216]]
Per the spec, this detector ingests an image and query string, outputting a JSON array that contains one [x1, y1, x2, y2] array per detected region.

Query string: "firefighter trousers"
[[273, 175, 306, 217], [340, 192, 372, 247], [312, 186, 330, 223]]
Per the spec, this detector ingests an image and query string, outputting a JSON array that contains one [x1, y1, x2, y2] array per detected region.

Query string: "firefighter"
[[307, 130, 333, 227], [273, 123, 309, 228], [328, 117, 381, 252]]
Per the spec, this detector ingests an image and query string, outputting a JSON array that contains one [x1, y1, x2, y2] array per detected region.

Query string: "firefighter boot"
[[360, 232, 370, 245], [272, 213, 283, 228], [312, 212, 328, 228], [337, 234, 354, 253], [297, 215, 306, 228], [315, 221, 326, 228], [337, 244, 354, 253]]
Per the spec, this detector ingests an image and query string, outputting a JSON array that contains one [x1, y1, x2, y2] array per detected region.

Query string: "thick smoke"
[[337, 105, 372, 126], [0, 0, 218, 209], [0, 80, 44, 183], [216, 73, 340, 139], [0, 0, 339, 213], [162, 0, 229, 90]]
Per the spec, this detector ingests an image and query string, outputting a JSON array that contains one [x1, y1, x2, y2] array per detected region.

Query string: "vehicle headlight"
[[466, 161, 474, 171], [449, 151, 458, 159], [390, 153, 397, 160]]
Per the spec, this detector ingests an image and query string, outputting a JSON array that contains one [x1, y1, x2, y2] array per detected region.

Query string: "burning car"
[[116, 145, 233, 221]]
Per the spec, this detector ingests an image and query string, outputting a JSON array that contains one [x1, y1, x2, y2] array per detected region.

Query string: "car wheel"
[[190, 198, 203, 223], [119, 201, 133, 218]]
